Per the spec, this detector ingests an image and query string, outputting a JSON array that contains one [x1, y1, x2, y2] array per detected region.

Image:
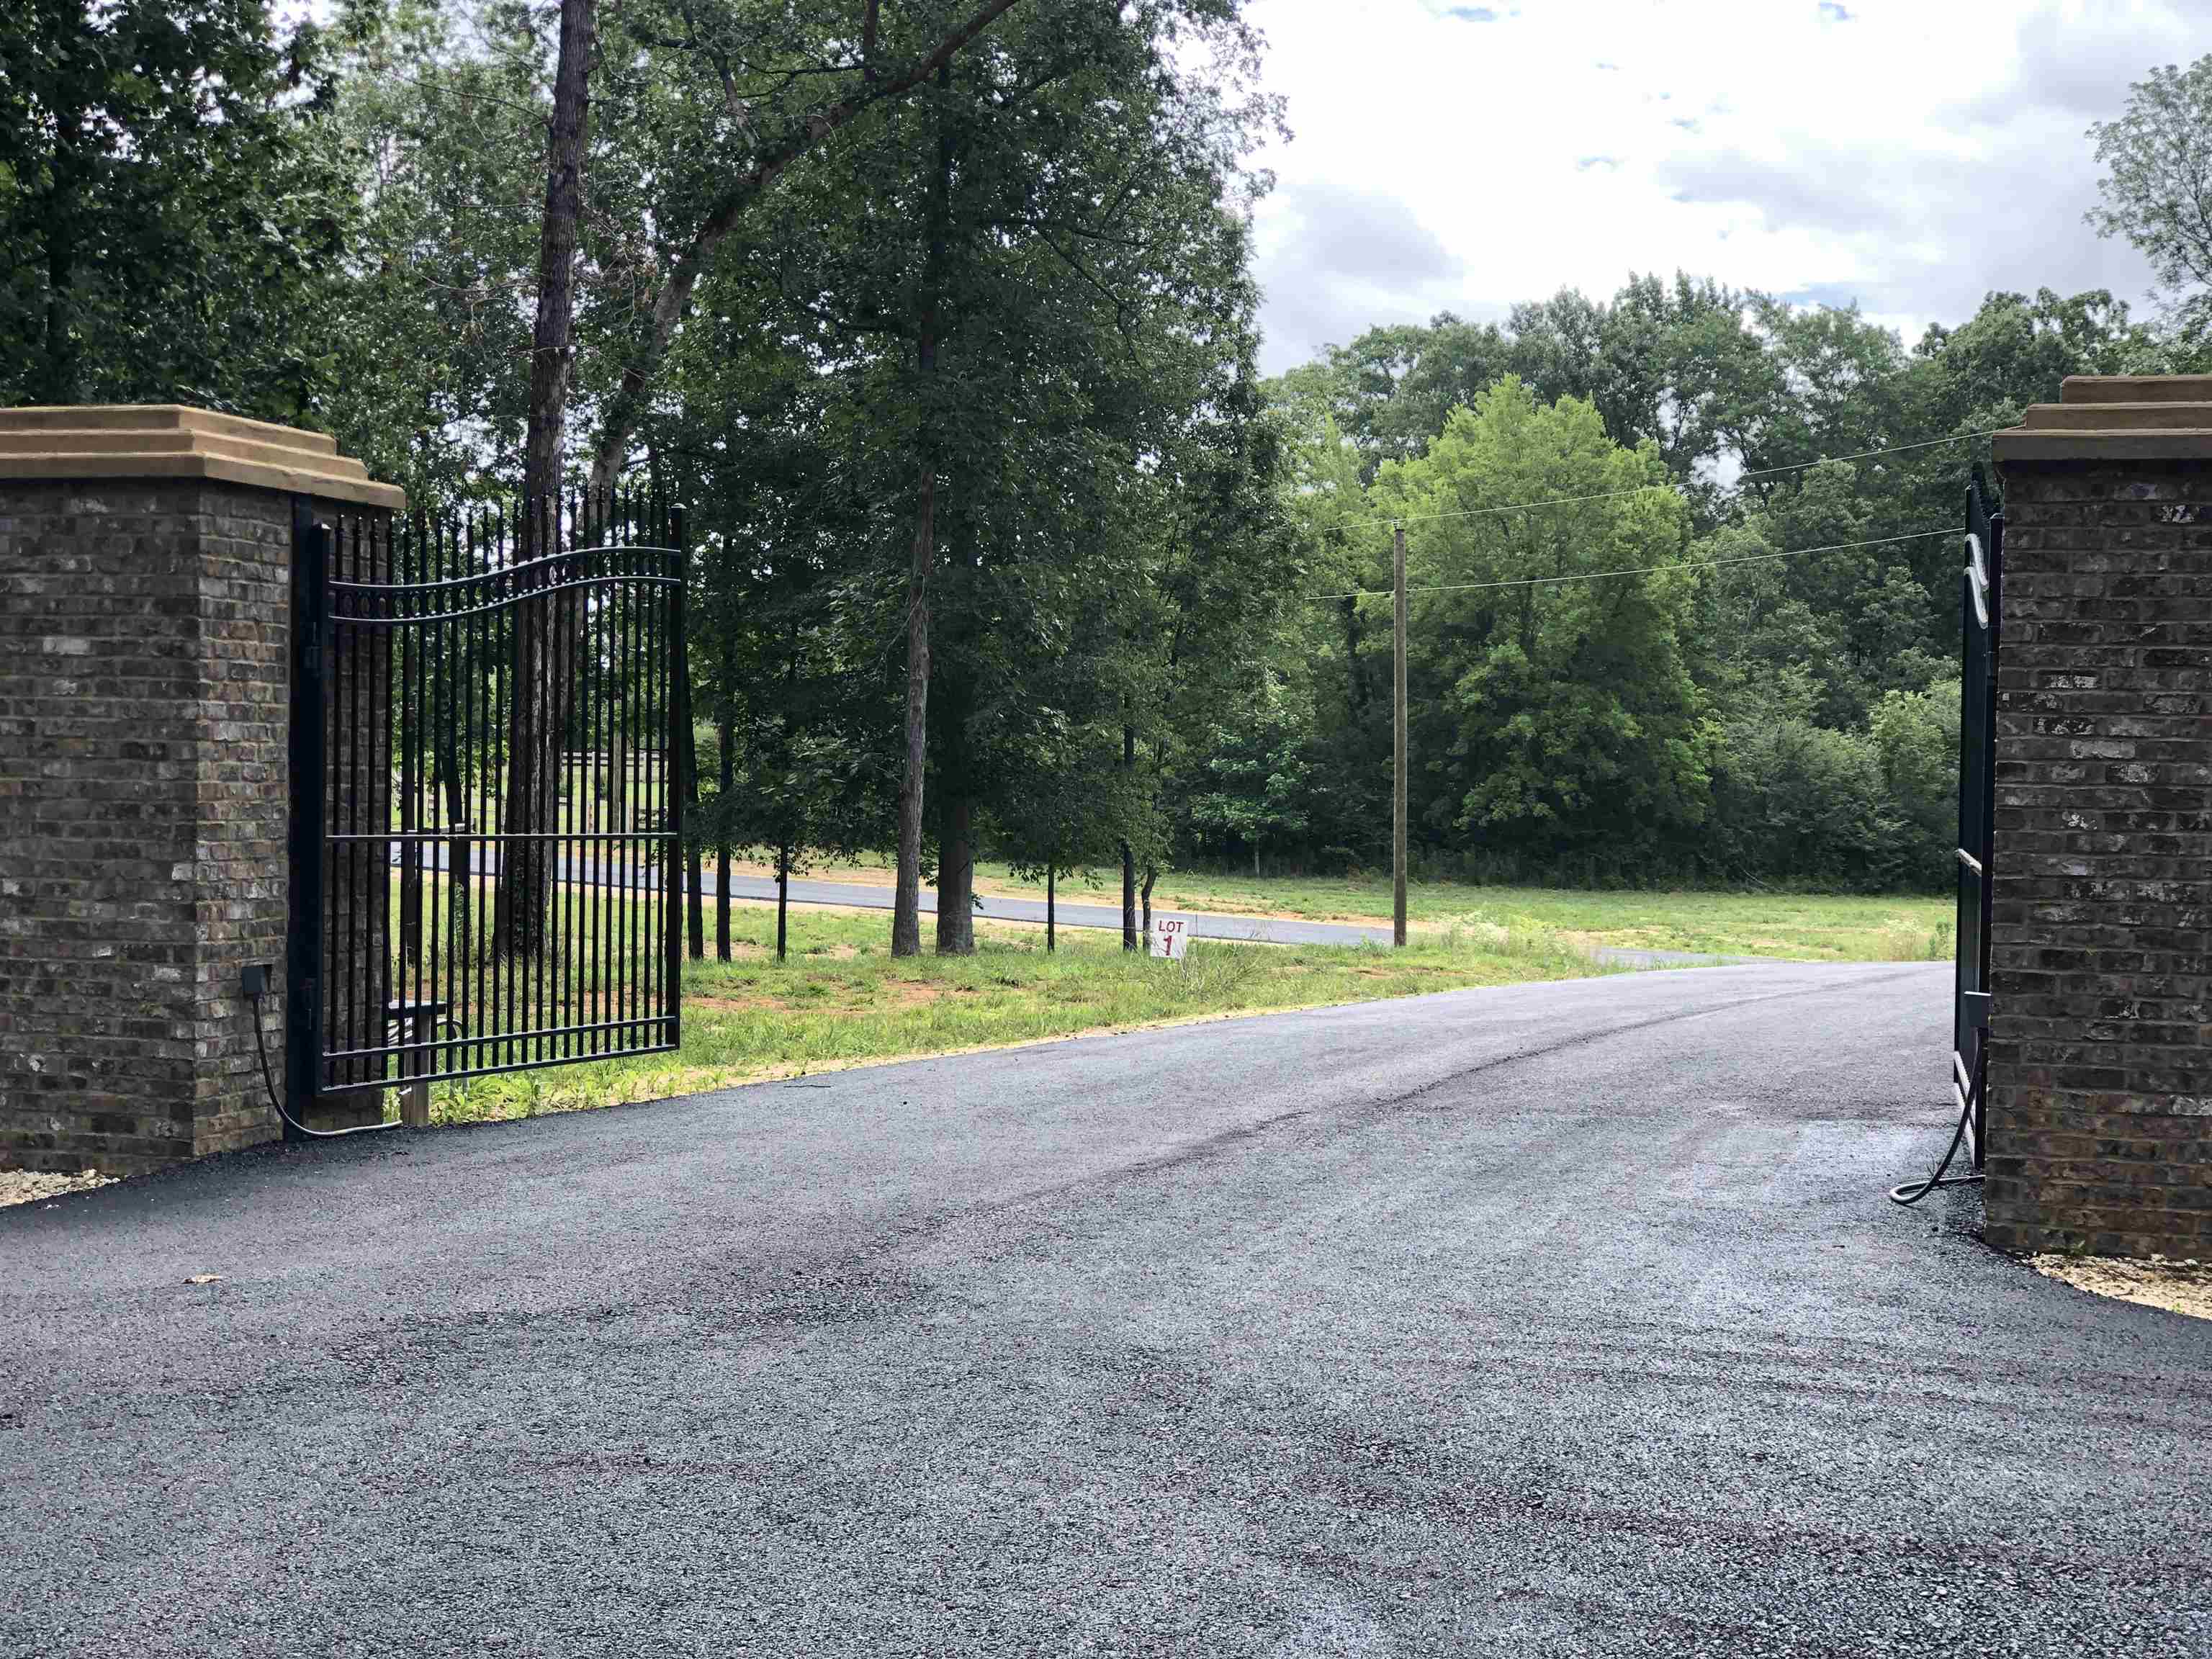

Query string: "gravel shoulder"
[[2033, 1253, 2212, 1321], [0, 1169, 113, 1210]]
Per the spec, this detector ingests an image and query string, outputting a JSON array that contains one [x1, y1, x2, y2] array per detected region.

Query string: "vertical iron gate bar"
[[618, 494, 634, 1043], [427, 513, 445, 1080], [336, 510, 354, 1095], [323, 508, 341, 1097], [329, 510, 349, 1096], [400, 508, 418, 1085], [1976, 504, 2002, 1164], [643, 493, 654, 1035], [534, 493, 552, 1066], [285, 500, 328, 1133], [498, 501, 513, 1073], [667, 503, 687, 1053], [593, 487, 608, 1055]]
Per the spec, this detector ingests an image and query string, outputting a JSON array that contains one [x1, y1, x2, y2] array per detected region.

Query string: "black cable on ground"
[[1889, 1084, 1983, 1206], [248, 986, 403, 1141]]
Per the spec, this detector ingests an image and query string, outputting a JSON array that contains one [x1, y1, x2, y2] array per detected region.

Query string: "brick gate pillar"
[[0, 407, 404, 1174], [1987, 377, 2212, 1257]]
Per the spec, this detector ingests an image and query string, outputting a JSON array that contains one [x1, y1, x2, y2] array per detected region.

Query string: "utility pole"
[[1393, 522, 1408, 948]]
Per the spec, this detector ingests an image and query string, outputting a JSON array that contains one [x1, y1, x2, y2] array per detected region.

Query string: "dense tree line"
[[1237, 280, 2190, 890], [6, 4, 2209, 914]]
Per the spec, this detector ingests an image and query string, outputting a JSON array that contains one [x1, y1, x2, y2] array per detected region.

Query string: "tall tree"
[[1371, 377, 1710, 871], [523, 0, 596, 508], [0, 0, 353, 415], [894, 60, 955, 957], [584, 0, 1032, 491], [2087, 54, 2212, 339], [495, 0, 600, 958]]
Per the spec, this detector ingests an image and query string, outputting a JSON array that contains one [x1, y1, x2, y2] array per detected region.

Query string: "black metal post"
[[665, 504, 687, 1053], [286, 498, 331, 1133]]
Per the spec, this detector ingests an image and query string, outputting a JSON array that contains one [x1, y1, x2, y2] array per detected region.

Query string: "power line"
[[1306, 528, 1954, 603], [1326, 429, 2002, 533]]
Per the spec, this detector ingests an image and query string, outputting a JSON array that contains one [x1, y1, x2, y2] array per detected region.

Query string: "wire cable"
[[1306, 527, 1954, 602], [1326, 428, 2003, 533], [248, 986, 404, 1141]]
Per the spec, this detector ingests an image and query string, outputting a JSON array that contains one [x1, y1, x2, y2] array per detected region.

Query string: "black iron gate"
[[287, 489, 685, 1123], [1952, 468, 2002, 1169]]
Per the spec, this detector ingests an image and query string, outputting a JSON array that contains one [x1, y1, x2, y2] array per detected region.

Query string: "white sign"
[[1149, 917, 1191, 961]]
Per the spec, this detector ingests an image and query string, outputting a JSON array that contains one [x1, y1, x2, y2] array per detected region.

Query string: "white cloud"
[[1244, 0, 2183, 372]]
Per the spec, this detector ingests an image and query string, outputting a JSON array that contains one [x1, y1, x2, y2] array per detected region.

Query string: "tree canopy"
[[5, 8, 2206, 907]]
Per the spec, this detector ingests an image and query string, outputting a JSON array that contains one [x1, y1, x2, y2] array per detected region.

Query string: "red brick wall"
[[1985, 459, 2212, 1256]]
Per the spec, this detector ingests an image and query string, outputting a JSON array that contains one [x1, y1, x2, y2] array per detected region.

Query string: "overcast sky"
[[1243, 0, 2194, 374]]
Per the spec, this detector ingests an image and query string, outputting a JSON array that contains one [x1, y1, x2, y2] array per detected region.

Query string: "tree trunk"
[[495, 0, 596, 958], [521, 0, 594, 508], [892, 467, 935, 958], [681, 612, 703, 961], [42, 161, 76, 404], [935, 792, 975, 954], [1120, 723, 1138, 950], [438, 749, 472, 1019], [1141, 864, 1156, 948], [893, 63, 954, 959], [494, 499, 575, 956], [715, 704, 733, 962], [1341, 595, 1365, 721], [1046, 866, 1055, 952]]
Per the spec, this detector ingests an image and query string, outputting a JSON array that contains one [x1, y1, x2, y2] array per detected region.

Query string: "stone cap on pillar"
[[0, 404, 405, 510], [1994, 375, 2212, 463]]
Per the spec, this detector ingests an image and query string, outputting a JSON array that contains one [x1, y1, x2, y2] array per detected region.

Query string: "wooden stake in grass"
[[1393, 521, 1408, 950]]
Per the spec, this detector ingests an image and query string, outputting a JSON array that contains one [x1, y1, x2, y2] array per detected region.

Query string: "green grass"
[[426, 900, 1612, 1126], [756, 853, 1955, 964], [1094, 873, 1955, 963]]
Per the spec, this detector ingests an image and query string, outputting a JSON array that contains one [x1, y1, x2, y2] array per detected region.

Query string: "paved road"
[[732, 870, 1393, 947], [712, 873, 1749, 968], [6, 963, 2207, 1656]]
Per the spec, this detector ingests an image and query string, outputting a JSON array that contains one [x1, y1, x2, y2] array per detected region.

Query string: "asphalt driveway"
[[4, 962, 2207, 1655]]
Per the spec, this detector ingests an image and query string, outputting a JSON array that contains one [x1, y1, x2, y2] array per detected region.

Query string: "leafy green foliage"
[[6, 9, 2196, 902], [2087, 54, 2212, 340], [1375, 380, 1708, 860], [0, 0, 356, 415], [1254, 269, 2182, 890]]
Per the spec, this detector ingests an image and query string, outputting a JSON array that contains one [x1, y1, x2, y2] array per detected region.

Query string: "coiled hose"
[[1889, 1072, 1984, 1206]]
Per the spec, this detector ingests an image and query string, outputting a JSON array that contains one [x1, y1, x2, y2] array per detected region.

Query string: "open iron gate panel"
[[1954, 469, 2001, 1171], [287, 490, 685, 1119]]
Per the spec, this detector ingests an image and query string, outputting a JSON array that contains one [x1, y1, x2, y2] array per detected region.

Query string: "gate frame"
[[285, 492, 687, 1129], [284, 498, 332, 1134], [1953, 468, 2002, 1172]]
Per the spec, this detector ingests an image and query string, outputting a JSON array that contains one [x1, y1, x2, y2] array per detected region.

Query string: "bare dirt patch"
[[878, 980, 957, 1009], [688, 994, 787, 1015], [2031, 1254, 2211, 1322], [1, 1169, 116, 1210]]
